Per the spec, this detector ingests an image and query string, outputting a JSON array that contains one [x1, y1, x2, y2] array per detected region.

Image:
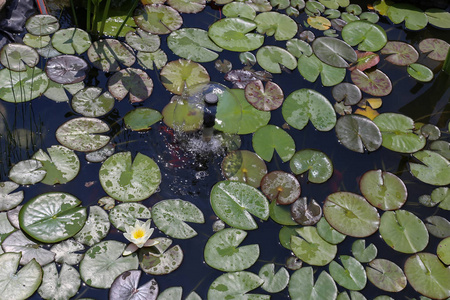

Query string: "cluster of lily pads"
[[0, 0, 449, 299]]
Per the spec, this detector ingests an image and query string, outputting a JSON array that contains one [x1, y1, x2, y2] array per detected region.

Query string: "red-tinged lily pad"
[[291, 197, 322, 226], [381, 41, 419, 66], [134, 4, 183, 35], [366, 259, 407, 292], [348, 51, 380, 72], [335, 114, 382, 153], [245, 80, 283, 111], [225, 69, 262, 89], [351, 69, 392, 97], [332, 83, 362, 105], [359, 170, 407, 211], [160, 59, 210, 95], [312, 37, 357, 68], [87, 39, 136, 73], [419, 38, 450, 61], [221, 150, 267, 188], [45, 55, 88, 84], [108, 68, 153, 103], [261, 171, 301, 205], [324, 192, 380, 237]]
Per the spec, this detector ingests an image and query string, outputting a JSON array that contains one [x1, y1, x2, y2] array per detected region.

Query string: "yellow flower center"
[[132, 229, 145, 239]]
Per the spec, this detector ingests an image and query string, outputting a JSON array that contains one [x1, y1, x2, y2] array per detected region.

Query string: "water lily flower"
[[123, 219, 158, 256]]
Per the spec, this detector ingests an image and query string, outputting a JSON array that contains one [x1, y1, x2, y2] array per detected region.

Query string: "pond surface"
[[0, 0, 449, 299]]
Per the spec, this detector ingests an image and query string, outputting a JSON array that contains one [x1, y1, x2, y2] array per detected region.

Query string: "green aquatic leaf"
[[124, 108, 162, 131], [312, 37, 356, 68], [38, 263, 80, 300], [0, 43, 39, 72], [137, 49, 168, 70], [387, 3, 427, 30], [298, 54, 346, 86], [407, 63, 434, 82], [26, 14, 60, 35], [437, 237, 450, 265], [208, 271, 268, 299], [160, 59, 210, 95], [291, 226, 337, 266], [410, 150, 450, 186], [168, 28, 222, 62], [366, 259, 406, 292], [425, 8, 450, 29], [74, 206, 110, 246], [125, 28, 160, 52], [433, 187, 450, 210], [221, 150, 267, 188], [289, 267, 337, 300], [0, 66, 48, 103], [342, 21, 387, 52], [50, 239, 85, 265], [330, 255, 367, 290], [256, 46, 297, 73], [43, 81, 84, 103], [8, 159, 46, 185], [316, 217, 346, 245], [259, 263, 289, 293], [269, 201, 298, 225], [0, 182, 23, 211], [139, 237, 183, 275], [71, 87, 115, 117], [318, 0, 349, 9], [289, 149, 333, 183], [162, 96, 204, 132], [87, 39, 135, 72], [425, 216, 450, 239], [109, 203, 151, 232], [51, 28, 91, 54], [23, 33, 51, 49], [134, 4, 183, 35], [110, 270, 158, 300], [167, 0, 206, 13], [261, 171, 301, 205], [252, 125, 295, 162], [255, 12, 298, 41], [223, 2, 256, 19], [351, 239, 377, 263], [107, 67, 154, 103], [0, 212, 15, 243], [286, 38, 313, 58]]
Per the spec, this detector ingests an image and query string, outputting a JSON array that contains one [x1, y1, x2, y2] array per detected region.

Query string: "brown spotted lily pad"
[[419, 38, 450, 61], [381, 41, 419, 66], [244, 80, 283, 111], [87, 39, 136, 72], [351, 69, 392, 97], [261, 171, 300, 205]]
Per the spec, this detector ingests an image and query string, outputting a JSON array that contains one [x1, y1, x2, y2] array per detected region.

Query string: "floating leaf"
[[0, 182, 23, 211], [286, 38, 313, 57], [51, 28, 91, 55], [108, 68, 153, 103], [291, 197, 322, 225], [56, 117, 111, 152], [318, 0, 349, 9], [289, 267, 337, 300], [0, 212, 15, 243], [359, 170, 407, 210], [298, 54, 346, 86], [425, 216, 450, 238], [418, 38, 450, 61], [109, 270, 158, 300], [9, 159, 46, 185], [160, 59, 210, 95], [23, 33, 50, 49], [79, 240, 138, 289], [74, 205, 110, 246], [437, 237, 450, 265], [109, 203, 151, 232], [290, 149, 333, 183], [38, 263, 80, 300], [332, 83, 361, 105], [351, 239, 377, 263], [162, 96, 204, 132], [222, 150, 267, 188], [85, 144, 115, 163], [261, 171, 300, 205], [366, 259, 406, 292], [210, 180, 269, 230], [269, 201, 297, 225], [139, 237, 183, 275], [317, 217, 346, 244], [407, 63, 434, 82], [351, 69, 392, 97], [308, 16, 331, 30], [45, 55, 88, 84], [349, 51, 380, 72], [379, 210, 429, 254], [255, 12, 298, 40], [0, 66, 48, 103], [312, 37, 356, 68], [99, 152, 161, 202], [256, 46, 297, 73], [50, 239, 85, 265], [330, 255, 367, 290], [125, 28, 160, 52], [152, 199, 204, 239], [387, 3, 427, 30], [0, 43, 39, 72], [223, 2, 256, 19], [168, 0, 206, 13], [26, 14, 60, 35], [259, 263, 289, 293], [204, 228, 259, 272], [410, 150, 450, 186], [208, 271, 268, 299], [342, 21, 387, 52], [124, 108, 162, 131], [168, 28, 222, 62], [252, 125, 295, 162], [137, 49, 168, 70], [324, 192, 380, 237], [44, 81, 84, 103], [291, 226, 337, 266], [134, 4, 183, 35], [425, 8, 450, 29], [381, 41, 419, 66], [87, 39, 135, 72], [71, 87, 115, 117]]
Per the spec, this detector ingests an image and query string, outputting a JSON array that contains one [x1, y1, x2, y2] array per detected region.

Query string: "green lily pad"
[[330, 255, 367, 290], [291, 226, 337, 266], [373, 113, 426, 153], [254, 12, 297, 41], [23, 33, 50, 49], [152, 199, 204, 239], [425, 8, 450, 29], [204, 228, 259, 272], [87, 39, 136, 72], [437, 237, 450, 265], [290, 149, 333, 183], [425, 216, 450, 239], [407, 63, 434, 82], [50, 239, 85, 265], [124, 108, 162, 131], [381, 41, 419, 66], [168, 28, 222, 62], [269, 201, 298, 225], [19, 192, 87, 243], [351, 239, 377, 263], [342, 21, 387, 52], [71, 87, 115, 117], [0, 212, 15, 242], [38, 263, 80, 300], [223, 2, 256, 19], [291, 197, 322, 225], [335, 114, 382, 152], [139, 237, 183, 275], [432, 187, 450, 210], [109, 203, 151, 232], [160, 59, 210, 95], [134, 4, 183, 35], [137, 49, 168, 70], [366, 259, 406, 292], [286, 38, 312, 58], [245, 80, 283, 112], [210, 180, 269, 230], [32, 145, 80, 185], [298, 54, 346, 86], [359, 170, 407, 210], [108, 68, 154, 103], [429, 140, 450, 159], [74, 205, 110, 246], [419, 38, 450, 61], [168, 0, 206, 13], [110, 270, 158, 300], [332, 83, 362, 105], [0, 43, 39, 72], [261, 171, 301, 205], [379, 210, 429, 254], [282, 89, 336, 131], [99, 152, 161, 202], [162, 96, 204, 132], [26, 14, 60, 35], [80, 240, 138, 289], [0, 252, 42, 299], [208, 271, 268, 299], [208, 17, 264, 52], [44, 81, 84, 103], [324, 192, 380, 237], [317, 217, 346, 245], [0, 182, 23, 211], [312, 37, 356, 68], [256, 46, 297, 74], [252, 125, 295, 162], [51, 28, 91, 54], [351, 69, 392, 97], [0, 66, 48, 103], [221, 150, 267, 188], [387, 3, 427, 30], [259, 263, 289, 293], [55, 117, 111, 152], [8, 159, 46, 185], [404, 253, 450, 299], [279, 225, 301, 249], [318, 0, 348, 9], [2, 230, 55, 265], [125, 28, 160, 52], [289, 267, 337, 300], [410, 150, 450, 186]]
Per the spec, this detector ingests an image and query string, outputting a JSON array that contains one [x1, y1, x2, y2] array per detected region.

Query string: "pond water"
[[0, 0, 449, 299]]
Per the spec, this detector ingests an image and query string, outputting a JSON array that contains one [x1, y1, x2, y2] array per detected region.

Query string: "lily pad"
[[50, 239, 85, 265], [259, 263, 289, 293], [79, 240, 138, 289], [317, 217, 346, 244], [407, 63, 434, 82], [210, 180, 269, 230], [252, 125, 295, 162], [0, 252, 42, 299], [404, 253, 450, 299], [366, 259, 406, 292], [204, 228, 259, 272], [221, 150, 267, 188], [0, 66, 48, 103], [99, 152, 161, 202], [387, 3, 427, 31], [332, 83, 362, 105], [8, 159, 46, 185], [291, 226, 337, 266], [410, 150, 450, 186], [342, 21, 387, 52], [418, 38, 450, 61], [134, 4, 183, 35], [312, 37, 356, 68], [51, 28, 91, 55], [245, 80, 283, 111], [359, 170, 407, 210], [45, 55, 88, 84], [308, 16, 331, 30], [125, 28, 160, 52], [139, 237, 183, 275], [109, 270, 158, 300], [351, 69, 392, 97], [208, 271, 268, 299], [381, 41, 419, 66], [23, 33, 50, 49], [291, 197, 322, 225], [351, 239, 377, 263], [330, 255, 367, 290], [208, 17, 264, 52], [373, 113, 425, 153], [152, 199, 204, 239], [433, 187, 450, 210], [160, 59, 210, 95], [0, 212, 15, 243], [109, 203, 151, 232], [38, 263, 80, 300], [289, 267, 337, 300], [269, 201, 298, 225], [290, 149, 333, 183], [425, 8, 450, 29], [256, 46, 297, 74], [0, 182, 23, 211], [437, 237, 450, 265], [349, 51, 380, 72], [137, 49, 168, 70], [162, 96, 204, 132], [286, 38, 313, 58], [19, 192, 87, 243], [168, 28, 222, 62], [254, 12, 297, 41], [379, 210, 429, 253], [261, 171, 301, 205], [108, 68, 153, 103], [298, 54, 346, 86], [168, 0, 206, 13], [0, 43, 39, 72], [26, 14, 60, 35], [74, 205, 110, 246], [87, 39, 136, 72], [44, 81, 84, 103], [124, 108, 162, 131], [223, 2, 256, 19], [55, 117, 111, 152], [72, 87, 115, 117], [323, 192, 380, 237], [425, 216, 450, 239]]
